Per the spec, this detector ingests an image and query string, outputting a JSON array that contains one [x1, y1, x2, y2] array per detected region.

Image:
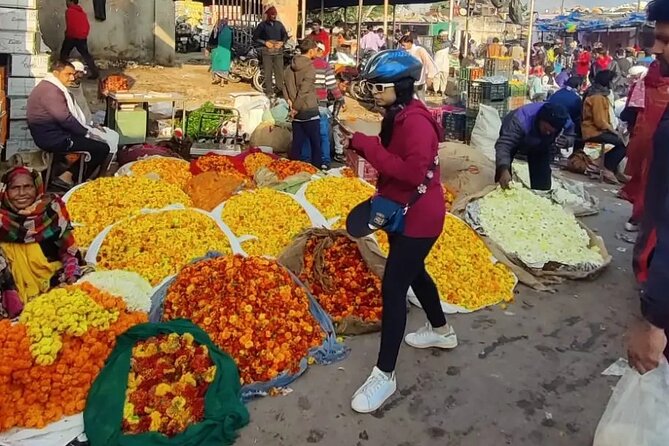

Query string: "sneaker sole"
[[351, 387, 397, 414], [405, 338, 458, 350]]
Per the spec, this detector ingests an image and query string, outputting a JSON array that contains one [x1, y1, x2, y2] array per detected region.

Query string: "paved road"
[[237, 184, 636, 446]]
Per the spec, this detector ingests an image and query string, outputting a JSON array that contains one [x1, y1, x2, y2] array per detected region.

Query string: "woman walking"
[[208, 18, 233, 84], [343, 49, 458, 413]]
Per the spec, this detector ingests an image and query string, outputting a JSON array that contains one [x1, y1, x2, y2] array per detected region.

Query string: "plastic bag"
[[83, 320, 249, 446], [469, 104, 502, 162], [593, 361, 669, 446]]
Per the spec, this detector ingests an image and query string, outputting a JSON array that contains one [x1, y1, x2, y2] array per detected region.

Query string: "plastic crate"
[[484, 99, 509, 119], [459, 66, 484, 81], [484, 57, 513, 78], [508, 96, 527, 111], [481, 80, 509, 101], [442, 110, 466, 141], [466, 80, 483, 109], [509, 82, 528, 97]]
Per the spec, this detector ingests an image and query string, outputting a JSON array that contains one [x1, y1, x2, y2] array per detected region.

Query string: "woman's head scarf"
[[0, 166, 78, 258]]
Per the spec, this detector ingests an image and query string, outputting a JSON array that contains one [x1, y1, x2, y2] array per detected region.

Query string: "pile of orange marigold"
[[299, 235, 382, 324], [191, 153, 246, 181], [0, 282, 147, 431], [265, 159, 318, 180], [162, 255, 324, 384]]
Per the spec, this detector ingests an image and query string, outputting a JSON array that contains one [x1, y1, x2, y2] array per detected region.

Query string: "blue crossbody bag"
[[367, 155, 439, 234]]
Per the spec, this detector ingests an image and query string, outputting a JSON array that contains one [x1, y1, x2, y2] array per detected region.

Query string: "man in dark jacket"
[[627, 0, 669, 374], [60, 0, 99, 79], [494, 102, 571, 191], [253, 6, 288, 97], [27, 60, 109, 188]]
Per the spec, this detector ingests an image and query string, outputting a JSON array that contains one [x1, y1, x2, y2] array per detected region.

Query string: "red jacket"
[[351, 100, 445, 238], [576, 51, 591, 77], [308, 30, 331, 56], [65, 4, 90, 40]]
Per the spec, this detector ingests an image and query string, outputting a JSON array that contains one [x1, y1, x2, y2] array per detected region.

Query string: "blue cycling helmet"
[[361, 49, 422, 83]]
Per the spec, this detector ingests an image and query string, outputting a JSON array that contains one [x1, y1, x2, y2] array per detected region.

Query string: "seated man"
[[495, 102, 572, 191], [27, 60, 110, 189]]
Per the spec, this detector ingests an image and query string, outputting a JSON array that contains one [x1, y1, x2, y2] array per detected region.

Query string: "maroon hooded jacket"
[[351, 100, 445, 238]]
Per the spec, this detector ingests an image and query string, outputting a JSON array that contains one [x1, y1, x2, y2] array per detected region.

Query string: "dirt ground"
[[83, 61, 636, 445]]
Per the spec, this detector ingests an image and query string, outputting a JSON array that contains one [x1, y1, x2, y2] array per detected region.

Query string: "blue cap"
[[361, 49, 422, 83]]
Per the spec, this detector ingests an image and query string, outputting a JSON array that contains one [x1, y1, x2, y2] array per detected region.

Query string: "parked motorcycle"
[[227, 46, 260, 86], [175, 17, 202, 53]]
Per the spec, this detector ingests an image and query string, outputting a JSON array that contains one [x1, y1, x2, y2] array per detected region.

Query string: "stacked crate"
[[484, 57, 513, 79], [0, 0, 50, 161], [508, 81, 528, 111], [465, 77, 510, 120]]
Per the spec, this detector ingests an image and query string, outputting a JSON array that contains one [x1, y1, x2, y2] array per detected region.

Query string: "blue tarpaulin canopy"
[[535, 11, 647, 32]]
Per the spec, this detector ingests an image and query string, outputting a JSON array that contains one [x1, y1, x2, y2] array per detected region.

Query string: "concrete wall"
[[38, 0, 175, 65], [263, 0, 298, 40]]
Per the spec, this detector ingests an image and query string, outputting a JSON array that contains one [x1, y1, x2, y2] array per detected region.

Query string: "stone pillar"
[[154, 0, 176, 66], [264, 0, 298, 40]]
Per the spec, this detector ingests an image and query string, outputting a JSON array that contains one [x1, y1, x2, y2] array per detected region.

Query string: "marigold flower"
[[96, 209, 232, 285], [67, 176, 191, 247], [243, 152, 275, 176], [266, 159, 318, 180], [163, 255, 325, 384], [129, 157, 192, 190]]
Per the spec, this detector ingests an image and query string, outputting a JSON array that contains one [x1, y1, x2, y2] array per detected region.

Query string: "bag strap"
[[403, 153, 439, 212]]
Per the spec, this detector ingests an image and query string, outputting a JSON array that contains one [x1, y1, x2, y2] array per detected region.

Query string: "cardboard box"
[[0, 31, 39, 54], [346, 150, 378, 184], [4, 139, 37, 159], [0, 0, 37, 8], [0, 7, 38, 32], [9, 119, 30, 140], [7, 76, 42, 96], [9, 53, 50, 77], [8, 97, 27, 120]]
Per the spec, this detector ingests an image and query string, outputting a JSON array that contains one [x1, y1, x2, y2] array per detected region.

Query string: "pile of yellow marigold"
[[95, 209, 231, 285], [66, 177, 191, 247], [221, 189, 311, 256], [129, 157, 192, 190], [304, 177, 375, 229], [243, 152, 275, 176], [376, 215, 515, 310], [162, 255, 325, 384], [0, 282, 146, 431]]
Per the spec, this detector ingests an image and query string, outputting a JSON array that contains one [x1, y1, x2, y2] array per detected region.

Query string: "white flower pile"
[[478, 185, 604, 268], [80, 270, 153, 312]]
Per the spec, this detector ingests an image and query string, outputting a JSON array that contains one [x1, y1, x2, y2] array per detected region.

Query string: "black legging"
[[377, 234, 447, 373], [586, 131, 627, 172]]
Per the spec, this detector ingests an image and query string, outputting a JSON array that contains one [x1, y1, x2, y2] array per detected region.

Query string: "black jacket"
[[253, 20, 288, 54]]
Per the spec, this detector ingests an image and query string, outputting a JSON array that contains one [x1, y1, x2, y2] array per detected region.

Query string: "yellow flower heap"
[[66, 177, 192, 247], [130, 157, 192, 190], [377, 215, 516, 310], [96, 209, 231, 285], [305, 177, 374, 228], [221, 188, 311, 256], [19, 287, 119, 365]]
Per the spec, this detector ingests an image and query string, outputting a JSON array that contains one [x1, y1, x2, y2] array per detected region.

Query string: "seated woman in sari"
[[0, 167, 84, 318]]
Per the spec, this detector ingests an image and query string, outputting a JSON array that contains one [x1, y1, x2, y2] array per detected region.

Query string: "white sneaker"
[[624, 220, 639, 232], [405, 323, 458, 349], [351, 366, 397, 413]]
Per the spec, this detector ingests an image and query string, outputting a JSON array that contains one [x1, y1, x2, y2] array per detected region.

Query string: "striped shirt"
[[313, 57, 343, 106]]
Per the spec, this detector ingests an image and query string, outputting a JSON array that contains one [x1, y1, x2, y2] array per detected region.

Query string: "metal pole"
[[383, 0, 389, 41], [524, 0, 536, 86], [320, 0, 325, 22], [392, 4, 397, 48], [464, 0, 470, 57], [448, 0, 454, 42], [356, 0, 363, 63], [301, 0, 307, 38]]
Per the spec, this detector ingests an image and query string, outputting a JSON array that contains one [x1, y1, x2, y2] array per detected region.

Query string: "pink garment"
[[360, 32, 384, 52], [350, 100, 445, 238]]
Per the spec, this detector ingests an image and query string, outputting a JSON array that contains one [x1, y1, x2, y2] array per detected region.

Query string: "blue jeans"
[[301, 107, 331, 164]]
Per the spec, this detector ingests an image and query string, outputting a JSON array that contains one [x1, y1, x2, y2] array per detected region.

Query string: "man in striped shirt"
[[302, 42, 345, 167]]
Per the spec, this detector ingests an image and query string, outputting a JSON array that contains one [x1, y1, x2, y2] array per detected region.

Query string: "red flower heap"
[[162, 256, 325, 384], [300, 236, 382, 323], [122, 333, 216, 436], [266, 159, 318, 180]]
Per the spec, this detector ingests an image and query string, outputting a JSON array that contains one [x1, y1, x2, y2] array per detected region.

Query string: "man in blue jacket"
[[494, 102, 571, 191], [627, 0, 669, 373]]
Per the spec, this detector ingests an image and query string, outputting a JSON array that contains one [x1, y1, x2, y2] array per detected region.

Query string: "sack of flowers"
[[149, 254, 348, 399], [84, 319, 249, 446], [278, 228, 385, 335]]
